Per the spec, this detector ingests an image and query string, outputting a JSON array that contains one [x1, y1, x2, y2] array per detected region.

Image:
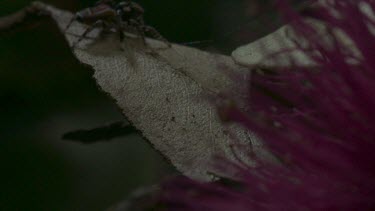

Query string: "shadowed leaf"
[[62, 121, 137, 144]]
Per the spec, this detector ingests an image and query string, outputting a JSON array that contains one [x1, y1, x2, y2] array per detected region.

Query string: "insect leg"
[[142, 25, 171, 47], [71, 20, 104, 48], [64, 15, 76, 34], [115, 18, 139, 67], [114, 15, 126, 47], [179, 39, 214, 46], [128, 19, 147, 47], [119, 28, 125, 42]]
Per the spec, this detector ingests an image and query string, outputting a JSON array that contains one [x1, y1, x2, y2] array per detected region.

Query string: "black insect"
[[65, 0, 168, 48]]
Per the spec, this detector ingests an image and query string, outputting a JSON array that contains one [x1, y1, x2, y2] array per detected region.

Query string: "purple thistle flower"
[[160, 0, 375, 210]]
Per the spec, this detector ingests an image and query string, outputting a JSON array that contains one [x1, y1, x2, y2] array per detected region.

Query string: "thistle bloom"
[[160, 0, 375, 210]]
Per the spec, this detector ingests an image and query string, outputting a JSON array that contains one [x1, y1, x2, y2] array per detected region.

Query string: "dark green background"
[[0, 0, 297, 210]]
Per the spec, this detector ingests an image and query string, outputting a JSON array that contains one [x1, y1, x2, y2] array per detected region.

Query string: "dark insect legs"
[[65, 0, 169, 49]]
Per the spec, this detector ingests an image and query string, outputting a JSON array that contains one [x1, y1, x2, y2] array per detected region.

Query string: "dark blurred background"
[[0, 0, 305, 210]]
